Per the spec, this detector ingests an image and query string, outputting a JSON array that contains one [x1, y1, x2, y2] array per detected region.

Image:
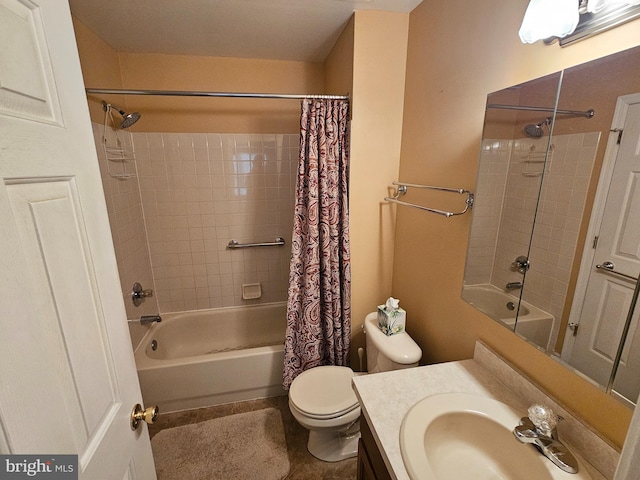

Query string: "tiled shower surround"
[[465, 132, 599, 343], [93, 123, 298, 317]]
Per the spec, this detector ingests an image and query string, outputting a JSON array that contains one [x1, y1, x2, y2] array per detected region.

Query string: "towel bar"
[[384, 181, 474, 218]]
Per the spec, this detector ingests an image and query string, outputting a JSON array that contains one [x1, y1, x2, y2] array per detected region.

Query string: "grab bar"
[[227, 237, 286, 249], [384, 181, 474, 218], [596, 262, 638, 282]]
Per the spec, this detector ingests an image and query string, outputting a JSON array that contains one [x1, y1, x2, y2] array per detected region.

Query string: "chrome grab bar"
[[596, 261, 639, 282], [227, 237, 286, 249], [384, 181, 474, 218]]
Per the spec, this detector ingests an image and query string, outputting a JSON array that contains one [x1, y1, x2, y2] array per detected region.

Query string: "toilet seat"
[[289, 366, 359, 420]]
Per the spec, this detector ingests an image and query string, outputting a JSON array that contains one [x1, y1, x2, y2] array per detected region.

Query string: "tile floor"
[[149, 395, 357, 480]]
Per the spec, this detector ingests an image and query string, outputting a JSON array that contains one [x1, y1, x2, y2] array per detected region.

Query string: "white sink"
[[399, 393, 592, 480]]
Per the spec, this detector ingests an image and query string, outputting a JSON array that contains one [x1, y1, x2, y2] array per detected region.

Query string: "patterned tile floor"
[[149, 395, 357, 480]]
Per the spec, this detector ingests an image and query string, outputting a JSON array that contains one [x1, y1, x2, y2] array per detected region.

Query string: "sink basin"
[[399, 393, 591, 480]]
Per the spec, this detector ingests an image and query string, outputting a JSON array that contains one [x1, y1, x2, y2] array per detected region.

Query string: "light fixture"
[[586, 0, 640, 12], [519, 0, 640, 44], [519, 0, 579, 43]]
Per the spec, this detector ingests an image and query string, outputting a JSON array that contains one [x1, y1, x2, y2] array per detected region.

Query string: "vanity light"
[[519, 0, 640, 44], [586, 0, 640, 12], [519, 0, 579, 44]]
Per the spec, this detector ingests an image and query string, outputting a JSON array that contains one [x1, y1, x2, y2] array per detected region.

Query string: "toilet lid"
[[289, 366, 359, 419]]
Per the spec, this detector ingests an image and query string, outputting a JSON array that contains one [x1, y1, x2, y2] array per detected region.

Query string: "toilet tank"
[[363, 312, 422, 373]]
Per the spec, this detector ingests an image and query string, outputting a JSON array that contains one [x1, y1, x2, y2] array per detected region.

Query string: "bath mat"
[[151, 407, 290, 480]]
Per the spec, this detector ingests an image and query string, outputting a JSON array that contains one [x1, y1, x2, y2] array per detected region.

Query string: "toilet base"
[[306, 420, 361, 462]]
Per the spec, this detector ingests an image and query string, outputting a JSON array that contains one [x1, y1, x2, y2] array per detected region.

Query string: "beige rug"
[[151, 407, 290, 480]]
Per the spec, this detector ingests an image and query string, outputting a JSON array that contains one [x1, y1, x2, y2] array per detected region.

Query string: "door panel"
[[5, 179, 119, 447], [0, 1, 156, 478], [0, 0, 62, 124]]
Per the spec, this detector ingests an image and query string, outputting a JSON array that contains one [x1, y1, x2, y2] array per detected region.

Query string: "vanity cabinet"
[[357, 416, 392, 480]]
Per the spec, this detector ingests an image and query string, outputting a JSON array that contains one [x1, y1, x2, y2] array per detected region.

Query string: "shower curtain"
[[283, 99, 351, 389]]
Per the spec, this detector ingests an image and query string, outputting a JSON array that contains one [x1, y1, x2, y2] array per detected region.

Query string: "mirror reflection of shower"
[[464, 100, 598, 353], [522, 107, 595, 138], [524, 117, 551, 138]]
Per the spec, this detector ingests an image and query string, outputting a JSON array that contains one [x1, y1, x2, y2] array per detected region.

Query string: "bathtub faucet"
[[140, 315, 162, 325], [506, 282, 523, 290]]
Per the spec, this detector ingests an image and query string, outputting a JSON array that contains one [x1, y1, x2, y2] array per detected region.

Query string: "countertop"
[[352, 342, 617, 480]]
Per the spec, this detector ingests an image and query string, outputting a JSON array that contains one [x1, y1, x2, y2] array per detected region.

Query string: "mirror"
[[463, 45, 640, 406]]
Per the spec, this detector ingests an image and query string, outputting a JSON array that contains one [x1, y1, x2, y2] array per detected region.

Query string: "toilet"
[[288, 311, 422, 462]]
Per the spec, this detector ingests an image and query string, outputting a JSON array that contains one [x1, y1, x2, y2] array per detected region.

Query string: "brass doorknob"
[[130, 403, 159, 430]]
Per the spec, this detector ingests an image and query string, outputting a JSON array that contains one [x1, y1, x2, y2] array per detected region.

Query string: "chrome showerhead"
[[102, 101, 142, 129], [118, 110, 141, 129], [524, 117, 551, 138], [524, 123, 544, 138]]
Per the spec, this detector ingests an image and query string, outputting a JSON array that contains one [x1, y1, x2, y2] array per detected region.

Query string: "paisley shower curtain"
[[283, 99, 351, 389]]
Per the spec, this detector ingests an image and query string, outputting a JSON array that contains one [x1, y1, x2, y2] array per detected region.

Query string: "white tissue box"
[[377, 305, 406, 336]]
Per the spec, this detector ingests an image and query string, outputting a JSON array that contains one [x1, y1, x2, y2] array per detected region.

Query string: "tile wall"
[[465, 132, 599, 343], [93, 123, 298, 316], [463, 139, 511, 285], [521, 132, 600, 343], [93, 123, 158, 322]]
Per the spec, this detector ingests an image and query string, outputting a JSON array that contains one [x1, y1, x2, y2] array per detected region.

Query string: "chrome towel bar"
[[596, 262, 638, 282], [384, 181, 474, 218], [227, 237, 286, 249]]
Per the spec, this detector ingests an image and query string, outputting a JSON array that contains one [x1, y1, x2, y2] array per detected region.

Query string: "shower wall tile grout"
[[92, 124, 299, 333]]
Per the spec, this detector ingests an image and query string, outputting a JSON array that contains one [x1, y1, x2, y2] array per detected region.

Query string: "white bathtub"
[[134, 302, 287, 413], [462, 284, 554, 349]]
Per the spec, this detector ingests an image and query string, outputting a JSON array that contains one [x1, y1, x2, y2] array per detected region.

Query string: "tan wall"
[[114, 54, 323, 134], [347, 11, 410, 368], [325, 16, 354, 97], [72, 17, 125, 123], [395, 0, 640, 447], [74, 16, 325, 135]]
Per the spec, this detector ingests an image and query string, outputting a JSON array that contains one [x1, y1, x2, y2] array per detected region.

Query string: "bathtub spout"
[[506, 282, 523, 290], [140, 315, 162, 325]]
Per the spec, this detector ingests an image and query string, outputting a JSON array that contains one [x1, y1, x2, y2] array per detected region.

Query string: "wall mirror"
[[463, 45, 640, 407]]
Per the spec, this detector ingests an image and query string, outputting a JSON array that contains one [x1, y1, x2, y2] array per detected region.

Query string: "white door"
[[563, 94, 640, 398], [0, 1, 156, 478]]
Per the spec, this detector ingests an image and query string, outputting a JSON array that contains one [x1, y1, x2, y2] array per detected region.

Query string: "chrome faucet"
[[513, 405, 579, 474], [140, 315, 162, 325], [506, 281, 523, 290], [512, 255, 530, 273]]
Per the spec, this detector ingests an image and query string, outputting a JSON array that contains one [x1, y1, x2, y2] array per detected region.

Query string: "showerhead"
[[524, 123, 544, 138], [102, 101, 142, 129], [118, 109, 141, 129], [524, 117, 551, 138]]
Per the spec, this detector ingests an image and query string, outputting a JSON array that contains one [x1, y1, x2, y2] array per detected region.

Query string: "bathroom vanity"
[[357, 416, 392, 480], [352, 341, 619, 480]]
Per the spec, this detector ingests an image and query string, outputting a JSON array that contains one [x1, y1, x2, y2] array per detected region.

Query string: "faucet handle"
[[132, 282, 154, 307], [528, 404, 560, 437], [519, 416, 535, 429], [512, 255, 530, 273]]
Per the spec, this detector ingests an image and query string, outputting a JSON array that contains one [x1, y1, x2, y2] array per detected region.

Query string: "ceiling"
[[69, 0, 423, 63]]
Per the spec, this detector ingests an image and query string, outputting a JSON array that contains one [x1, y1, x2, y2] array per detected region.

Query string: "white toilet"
[[288, 311, 422, 462]]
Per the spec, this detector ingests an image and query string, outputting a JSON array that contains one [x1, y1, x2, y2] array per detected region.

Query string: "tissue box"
[[377, 305, 406, 336]]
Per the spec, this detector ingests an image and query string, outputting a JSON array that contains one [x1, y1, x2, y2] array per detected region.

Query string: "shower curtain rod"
[[487, 103, 594, 118], [85, 88, 350, 101]]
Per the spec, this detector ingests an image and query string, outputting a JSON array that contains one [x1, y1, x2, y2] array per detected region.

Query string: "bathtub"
[[462, 284, 554, 349], [134, 302, 287, 413]]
